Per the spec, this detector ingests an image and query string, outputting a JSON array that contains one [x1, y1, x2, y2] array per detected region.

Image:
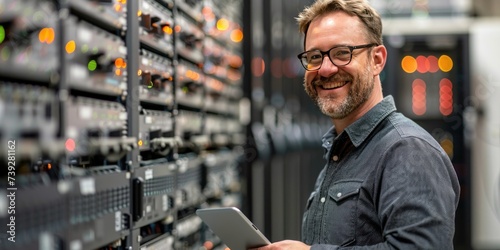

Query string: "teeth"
[[321, 81, 348, 89]]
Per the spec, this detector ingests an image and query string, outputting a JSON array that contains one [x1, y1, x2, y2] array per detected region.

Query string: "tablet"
[[196, 207, 271, 250]]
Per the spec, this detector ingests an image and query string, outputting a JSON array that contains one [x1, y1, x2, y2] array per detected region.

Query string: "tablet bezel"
[[196, 207, 271, 250]]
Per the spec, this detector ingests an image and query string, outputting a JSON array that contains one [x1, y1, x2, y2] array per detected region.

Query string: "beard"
[[304, 68, 374, 119]]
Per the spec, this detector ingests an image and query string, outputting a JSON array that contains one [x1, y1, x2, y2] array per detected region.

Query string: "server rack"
[[0, 0, 245, 249]]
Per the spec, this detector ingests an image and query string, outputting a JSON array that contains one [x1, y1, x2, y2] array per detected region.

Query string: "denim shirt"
[[301, 96, 460, 250]]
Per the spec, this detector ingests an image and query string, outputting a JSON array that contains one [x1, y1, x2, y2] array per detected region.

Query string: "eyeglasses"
[[297, 43, 377, 71]]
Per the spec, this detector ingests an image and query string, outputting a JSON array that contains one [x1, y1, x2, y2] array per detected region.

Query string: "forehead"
[[305, 11, 366, 50]]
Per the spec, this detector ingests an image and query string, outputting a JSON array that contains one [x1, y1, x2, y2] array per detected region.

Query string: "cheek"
[[304, 72, 316, 85]]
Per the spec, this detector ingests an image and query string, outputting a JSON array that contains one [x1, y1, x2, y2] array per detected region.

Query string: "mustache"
[[312, 75, 353, 86]]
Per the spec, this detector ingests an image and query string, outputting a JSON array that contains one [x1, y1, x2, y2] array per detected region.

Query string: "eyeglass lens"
[[302, 47, 352, 70]]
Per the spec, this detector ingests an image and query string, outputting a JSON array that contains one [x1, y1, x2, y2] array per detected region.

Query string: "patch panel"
[[203, 37, 230, 80], [138, 219, 174, 247], [202, 149, 241, 199], [175, 11, 204, 64], [138, 50, 174, 107], [133, 161, 176, 227], [64, 17, 127, 96], [139, 0, 174, 58], [63, 96, 135, 162], [175, 154, 204, 210], [138, 108, 175, 155], [138, 233, 174, 250], [0, 180, 68, 250], [67, 0, 126, 31], [0, 0, 59, 83], [174, 213, 203, 249], [175, 0, 204, 25], [65, 171, 130, 250], [176, 60, 205, 109], [0, 83, 61, 162], [176, 109, 203, 141], [204, 76, 227, 114]]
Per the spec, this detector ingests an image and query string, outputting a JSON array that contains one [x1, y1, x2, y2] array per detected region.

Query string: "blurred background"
[[0, 0, 499, 249]]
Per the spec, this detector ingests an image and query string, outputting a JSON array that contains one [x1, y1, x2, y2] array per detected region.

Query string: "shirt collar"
[[321, 95, 397, 149]]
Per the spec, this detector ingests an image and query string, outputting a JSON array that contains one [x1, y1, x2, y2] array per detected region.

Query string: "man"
[[253, 0, 460, 249]]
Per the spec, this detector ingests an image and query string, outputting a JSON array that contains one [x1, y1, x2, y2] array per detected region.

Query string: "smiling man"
[[252, 0, 460, 249]]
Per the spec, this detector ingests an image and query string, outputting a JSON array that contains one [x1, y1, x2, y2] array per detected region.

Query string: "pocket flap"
[[328, 180, 362, 202]]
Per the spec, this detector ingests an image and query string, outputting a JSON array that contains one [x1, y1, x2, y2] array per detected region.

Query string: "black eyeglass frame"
[[297, 43, 378, 71]]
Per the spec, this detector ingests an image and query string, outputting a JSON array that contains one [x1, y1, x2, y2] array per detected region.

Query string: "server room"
[[0, 0, 499, 249]]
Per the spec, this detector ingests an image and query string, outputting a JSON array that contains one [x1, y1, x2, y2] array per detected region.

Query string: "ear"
[[371, 45, 387, 76]]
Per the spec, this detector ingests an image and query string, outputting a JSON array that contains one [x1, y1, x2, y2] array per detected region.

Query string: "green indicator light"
[[88, 60, 97, 71], [81, 44, 89, 53], [0, 26, 5, 44], [1, 47, 11, 61], [148, 81, 153, 89]]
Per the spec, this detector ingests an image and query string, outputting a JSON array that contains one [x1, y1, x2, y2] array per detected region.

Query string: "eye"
[[332, 48, 350, 58], [308, 52, 322, 62]]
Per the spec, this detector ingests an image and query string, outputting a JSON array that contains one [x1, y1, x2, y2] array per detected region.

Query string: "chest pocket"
[[324, 180, 362, 246]]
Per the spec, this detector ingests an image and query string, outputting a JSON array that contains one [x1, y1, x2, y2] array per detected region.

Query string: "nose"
[[317, 55, 339, 77]]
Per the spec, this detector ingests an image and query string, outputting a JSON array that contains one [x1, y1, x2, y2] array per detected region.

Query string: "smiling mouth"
[[319, 81, 350, 90]]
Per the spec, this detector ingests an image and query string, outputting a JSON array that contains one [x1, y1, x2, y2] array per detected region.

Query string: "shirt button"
[[320, 197, 326, 203], [337, 192, 342, 198], [332, 155, 339, 161]]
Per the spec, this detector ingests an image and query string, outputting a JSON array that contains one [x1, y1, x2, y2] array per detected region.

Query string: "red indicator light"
[[416, 55, 429, 73], [412, 79, 426, 116], [65, 138, 76, 152], [252, 57, 265, 77], [427, 56, 439, 73], [439, 78, 453, 116]]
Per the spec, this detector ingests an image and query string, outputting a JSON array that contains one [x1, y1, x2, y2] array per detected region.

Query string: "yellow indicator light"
[[38, 28, 55, 44], [115, 58, 124, 68], [438, 55, 453, 72], [163, 26, 173, 35], [217, 18, 230, 31], [230, 29, 243, 43], [401, 55, 417, 73], [138, 140, 143, 146], [114, 3, 122, 12], [138, 69, 142, 76], [440, 138, 454, 159], [46, 28, 55, 44], [38, 28, 48, 43], [65, 40, 76, 54], [186, 70, 200, 81]]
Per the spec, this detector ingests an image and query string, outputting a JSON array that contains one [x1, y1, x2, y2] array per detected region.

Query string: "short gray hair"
[[296, 0, 383, 47]]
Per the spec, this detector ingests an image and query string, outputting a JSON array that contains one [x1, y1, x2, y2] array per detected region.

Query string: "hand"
[[250, 240, 311, 250]]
